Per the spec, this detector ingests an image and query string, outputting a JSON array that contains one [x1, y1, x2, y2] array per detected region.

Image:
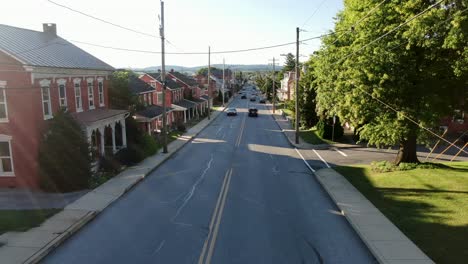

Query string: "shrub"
[[114, 143, 145, 166], [371, 160, 396, 173], [141, 134, 159, 157], [316, 118, 344, 140], [39, 110, 92, 192], [398, 162, 419, 171], [98, 155, 122, 174], [177, 123, 186, 132]]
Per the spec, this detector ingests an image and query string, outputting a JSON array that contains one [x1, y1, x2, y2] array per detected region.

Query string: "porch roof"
[[189, 97, 206, 104], [72, 109, 129, 127], [201, 95, 210, 100], [175, 99, 197, 109], [135, 105, 174, 121]]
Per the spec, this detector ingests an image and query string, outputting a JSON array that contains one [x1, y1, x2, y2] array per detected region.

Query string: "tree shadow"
[[336, 166, 468, 264]]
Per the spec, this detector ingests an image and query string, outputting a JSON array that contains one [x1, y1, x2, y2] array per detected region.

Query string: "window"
[[57, 79, 67, 109], [74, 79, 83, 112], [0, 135, 14, 176], [157, 92, 163, 105], [0, 81, 8, 122], [40, 79, 52, 119], [98, 78, 104, 106], [87, 78, 95, 109]]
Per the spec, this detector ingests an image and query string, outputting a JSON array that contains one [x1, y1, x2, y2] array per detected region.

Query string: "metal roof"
[[0, 24, 114, 71], [147, 73, 183, 90], [71, 109, 129, 127], [169, 71, 198, 86], [129, 75, 154, 94], [136, 105, 173, 120]]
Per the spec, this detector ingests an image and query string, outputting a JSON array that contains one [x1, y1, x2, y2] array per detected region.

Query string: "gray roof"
[[71, 109, 128, 127], [175, 99, 197, 109], [190, 97, 206, 103], [136, 105, 173, 120], [148, 73, 183, 90], [129, 75, 154, 94], [0, 24, 114, 70]]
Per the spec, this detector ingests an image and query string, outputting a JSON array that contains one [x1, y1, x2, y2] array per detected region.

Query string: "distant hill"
[[130, 64, 282, 75]]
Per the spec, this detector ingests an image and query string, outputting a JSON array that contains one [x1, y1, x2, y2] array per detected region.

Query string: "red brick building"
[[0, 23, 128, 189]]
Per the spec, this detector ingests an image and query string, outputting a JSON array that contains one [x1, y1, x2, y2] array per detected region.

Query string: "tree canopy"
[[282, 53, 296, 73], [312, 0, 468, 163]]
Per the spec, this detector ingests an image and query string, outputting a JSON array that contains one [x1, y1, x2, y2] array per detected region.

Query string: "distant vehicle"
[[226, 108, 237, 116], [248, 107, 258, 117], [250, 96, 256, 101], [241, 95, 247, 99], [259, 98, 266, 103]]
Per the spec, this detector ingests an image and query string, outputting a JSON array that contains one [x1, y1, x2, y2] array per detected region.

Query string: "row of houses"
[[0, 23, 232, 189]]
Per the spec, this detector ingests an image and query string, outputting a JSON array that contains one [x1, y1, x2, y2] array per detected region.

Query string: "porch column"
[[98, 126, 105, 156], [184, 110, 187, 123], [111, 123, 116, 153], [86, 129, 92, 145], [148, 121, 152, 134], [121, 119, 127, 148]]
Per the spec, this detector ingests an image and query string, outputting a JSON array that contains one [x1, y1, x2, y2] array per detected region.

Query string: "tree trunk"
[[395, 133, 419, 165]]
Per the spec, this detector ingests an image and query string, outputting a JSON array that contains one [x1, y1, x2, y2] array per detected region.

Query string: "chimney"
[[43, 23, 57, 37]]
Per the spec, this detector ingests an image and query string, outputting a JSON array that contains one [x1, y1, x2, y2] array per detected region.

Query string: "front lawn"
[[0, 209, 60, 235], [299, 129, 325, 145], [335, 162, 468, 264]]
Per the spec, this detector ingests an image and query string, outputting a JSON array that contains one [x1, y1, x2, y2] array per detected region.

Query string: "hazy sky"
[[2, 0, 344, 68]]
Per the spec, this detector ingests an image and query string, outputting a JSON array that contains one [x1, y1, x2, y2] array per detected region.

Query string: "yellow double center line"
[[198, 168, 233, 264], [235, 111, 247, 147]]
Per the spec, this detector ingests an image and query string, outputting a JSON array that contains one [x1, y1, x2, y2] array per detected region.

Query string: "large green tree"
[[314, 0, 467, 164], [39, 110, 91, 192], [282, 53, 296, 73]]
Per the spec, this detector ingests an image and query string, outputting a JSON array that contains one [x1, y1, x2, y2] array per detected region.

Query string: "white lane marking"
[[333, 147, 348, 157], [152, 240, 166, 256], [294, 148, 316, 173], [313, 149, 331, 168], [171, 154, 214, 221]]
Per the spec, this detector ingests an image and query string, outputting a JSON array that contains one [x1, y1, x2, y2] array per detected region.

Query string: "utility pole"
[[160, 1, 168, 153], [222, 58, 225, 107], [207, 46, 211, 120], [270, 57, 277, 113], [295, 27, 300, 144]]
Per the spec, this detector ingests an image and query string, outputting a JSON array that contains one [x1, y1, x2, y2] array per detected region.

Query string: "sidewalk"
[[268, 104, 434, 264], [270, 107, 328, 150], [0, 100, 232, 264], [0, 189, 87, 210]]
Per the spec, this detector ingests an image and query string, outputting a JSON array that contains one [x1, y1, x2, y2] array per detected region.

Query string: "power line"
[[302, 0, 328, 27], [70, 34, 329, 55], [47, 0, 157, 38], [330, 0, 387, 46], [356, 86, 468, 155], [332, 0, 445, 65]]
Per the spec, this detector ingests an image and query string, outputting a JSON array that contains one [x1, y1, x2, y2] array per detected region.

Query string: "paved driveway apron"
[[43, 97, 375, 264]]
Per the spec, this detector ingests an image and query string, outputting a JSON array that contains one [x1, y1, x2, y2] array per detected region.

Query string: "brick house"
[[0, 23, 129, 189], [128, 75, 176, 134], [167, 70, 208, 116], [140, 73, 205, 123]]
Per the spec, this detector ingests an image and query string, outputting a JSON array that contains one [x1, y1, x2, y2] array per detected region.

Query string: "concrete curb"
[[313, 169, 434, 264], [1, 99, 235, 264], [24, 211, 97, 264], [266, 104, 329, 150]]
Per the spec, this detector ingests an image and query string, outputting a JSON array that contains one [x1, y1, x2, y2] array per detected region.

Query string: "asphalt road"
[[43, 90, 376, 264]]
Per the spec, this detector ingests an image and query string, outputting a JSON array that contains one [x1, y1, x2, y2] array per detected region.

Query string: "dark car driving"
[[259, 98, 266, 103], [241, 95, 247, 99], [248, 107, 258, 117]]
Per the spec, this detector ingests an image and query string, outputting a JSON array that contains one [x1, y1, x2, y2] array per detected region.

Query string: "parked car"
[[226, 108, 237, 116], [248, 107, 258, 117], [250, 96, 256, 101], [241, 95, 247, 99], [259, 98, 266, 103]]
